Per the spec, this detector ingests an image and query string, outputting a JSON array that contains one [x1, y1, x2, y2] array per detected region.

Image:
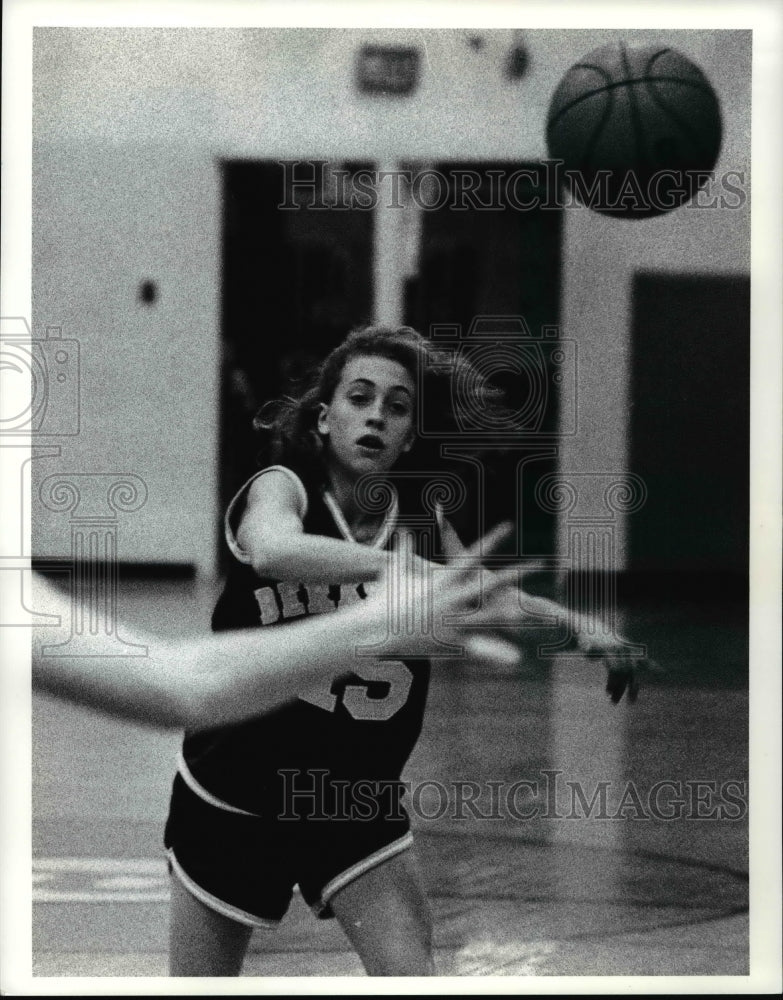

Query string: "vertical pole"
[[373, 162, 421, 326]]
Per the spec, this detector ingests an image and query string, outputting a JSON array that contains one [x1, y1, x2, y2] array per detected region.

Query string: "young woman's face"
[[317, 354, 416, 476]]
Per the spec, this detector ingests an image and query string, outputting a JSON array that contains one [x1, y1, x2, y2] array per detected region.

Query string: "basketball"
[[546, 43, 723, 218]]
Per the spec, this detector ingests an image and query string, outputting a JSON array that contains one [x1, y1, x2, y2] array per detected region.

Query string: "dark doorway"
[[405, 163, 563, 552], [220, 160, 563, 564], [219, 160, 375, 565], [628, 272, 750, 584]]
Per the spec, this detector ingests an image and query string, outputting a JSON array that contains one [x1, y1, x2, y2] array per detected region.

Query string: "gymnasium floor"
[[31, 574, 749, 981]]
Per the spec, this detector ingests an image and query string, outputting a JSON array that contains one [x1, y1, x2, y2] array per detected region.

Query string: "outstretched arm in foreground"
[[31, 526, 520, 729]]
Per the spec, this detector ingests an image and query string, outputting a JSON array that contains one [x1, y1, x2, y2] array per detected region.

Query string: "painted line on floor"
[[33, 857, 169, 903]]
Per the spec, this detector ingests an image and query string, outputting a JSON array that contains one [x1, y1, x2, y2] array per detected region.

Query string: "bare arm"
[[236, 471, 393, 584], [31, 529, 520, 730], [32, 591, 403, 731], [30, 581, 393, 731]]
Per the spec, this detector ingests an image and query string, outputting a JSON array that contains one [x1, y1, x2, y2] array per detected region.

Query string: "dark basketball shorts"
[[163, 772, 413, 927]]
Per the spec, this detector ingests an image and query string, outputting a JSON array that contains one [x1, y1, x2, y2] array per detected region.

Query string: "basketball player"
[[164, 326, 643, 977]]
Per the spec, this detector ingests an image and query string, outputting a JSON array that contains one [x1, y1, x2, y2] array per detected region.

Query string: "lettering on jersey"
[[304, 585, 337, 615], [277, 581, 307, 619], [254, 586, 280, 626], [253, 582, 364, 624], [336, 583, 366, 609]]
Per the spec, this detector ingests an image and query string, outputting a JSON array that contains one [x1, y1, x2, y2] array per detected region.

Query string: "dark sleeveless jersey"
[[180, 465, 443, 818]]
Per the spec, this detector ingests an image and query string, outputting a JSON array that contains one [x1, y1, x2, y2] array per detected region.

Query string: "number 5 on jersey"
[[300, 660, 414, 721]]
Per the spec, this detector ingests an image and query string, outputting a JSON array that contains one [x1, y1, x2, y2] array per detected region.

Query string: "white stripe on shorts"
[[167, 849, 280, 929], [177, 750, 259, 816], [317, 831, 414, 911]]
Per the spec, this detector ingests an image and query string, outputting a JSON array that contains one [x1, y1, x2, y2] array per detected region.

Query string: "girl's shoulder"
[[224, 465, 318, 566], [227, 465, 314, 543], [243, 465, 310, 518]]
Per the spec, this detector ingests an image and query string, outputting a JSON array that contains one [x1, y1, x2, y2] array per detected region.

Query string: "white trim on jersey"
[[316, 831, 414, 910], [322, 486, 399, 548], [224, 465, 310, 564], [434, 501, 445, 533], [177, 749, 260, 817], [167, 849, 281, 929]]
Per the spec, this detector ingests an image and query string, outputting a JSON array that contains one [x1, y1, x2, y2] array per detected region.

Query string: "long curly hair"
[[253, 324, 506, 489]]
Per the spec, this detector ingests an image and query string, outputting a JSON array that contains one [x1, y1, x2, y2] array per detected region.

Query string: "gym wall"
[[31, 28, 751, 576]]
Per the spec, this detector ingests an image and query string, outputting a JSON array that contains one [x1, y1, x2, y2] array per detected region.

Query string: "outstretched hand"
[[469, 565, 657, 704], [575, 623, 661, 704], [370, 519, 658, 703], [365, 522, 523, 667]]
